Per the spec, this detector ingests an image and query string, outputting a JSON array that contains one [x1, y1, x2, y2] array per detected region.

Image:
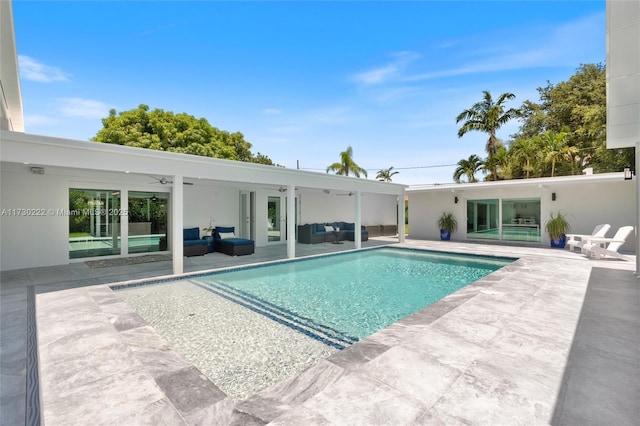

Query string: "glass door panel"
[[466, 199, 500, 240], [267, 196, 282, 242], [501, 198, 541, 242], [68, 188, 121, 259], [127, 192, 168, 254]]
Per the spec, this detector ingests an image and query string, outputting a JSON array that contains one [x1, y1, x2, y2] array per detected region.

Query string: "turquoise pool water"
[[192, 248, 512, 345]]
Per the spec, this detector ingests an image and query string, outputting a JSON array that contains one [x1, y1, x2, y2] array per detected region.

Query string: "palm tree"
[[483, 147, 514, 180], [453, 155, 483, 183], [456, 91, 520, 179], [540, 130, 568, 177], [376, 166, 399, 182], [510, 137, 539, 178], [326, 146, 368, 178]]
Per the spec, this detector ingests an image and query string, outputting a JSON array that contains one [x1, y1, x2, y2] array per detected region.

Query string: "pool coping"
[[32, 246, 523, 424]]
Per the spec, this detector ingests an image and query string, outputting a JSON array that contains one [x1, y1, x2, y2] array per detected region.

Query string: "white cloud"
[[18, 55, 70, 82], [24, 114, 58, 126], [58, 98, 110, 119], [351, 51, 421, 86], [405, 12, 605, 82]]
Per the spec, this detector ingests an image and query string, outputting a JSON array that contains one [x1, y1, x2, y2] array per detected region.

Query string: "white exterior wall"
[[298, 192, 398, 226], [0, 162, 403, 270], [1, 166, 70, 270], [409, 177, 636, 252]]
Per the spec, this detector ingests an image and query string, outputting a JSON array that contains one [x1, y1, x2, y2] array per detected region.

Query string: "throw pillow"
[[324, 225, 334, 232], [219, 232, 235, 239]]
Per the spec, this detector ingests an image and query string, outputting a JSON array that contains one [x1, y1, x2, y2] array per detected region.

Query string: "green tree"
[[539, 130, 569, 177], [376, 166, 399, 182], [483, 147, 514, 180], [453, 155, 483, 183], [512, 63, 634, 174], [93, 104, 275, 165], [456, 91, 520, 180], [510, 137, 540, 178], [326, 146, 368, 178]]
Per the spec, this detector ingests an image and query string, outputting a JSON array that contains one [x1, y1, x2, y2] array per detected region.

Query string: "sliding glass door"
[[127, 191, 168, 254], [68, 188, 122, 259], [466, 197, 541, 242]]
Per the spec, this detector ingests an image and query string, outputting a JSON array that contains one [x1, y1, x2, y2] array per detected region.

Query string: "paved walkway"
[[1, 238, 638, 425]]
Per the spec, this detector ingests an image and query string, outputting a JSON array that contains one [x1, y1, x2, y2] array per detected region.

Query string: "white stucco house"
[[1, 0, 638, 274], [407, 172, 636, 252]]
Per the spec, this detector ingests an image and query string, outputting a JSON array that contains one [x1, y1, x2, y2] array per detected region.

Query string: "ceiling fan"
[[148, 175, 193, 185]]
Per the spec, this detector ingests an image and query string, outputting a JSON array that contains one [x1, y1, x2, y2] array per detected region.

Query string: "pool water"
[[192, 248, 511, 342]]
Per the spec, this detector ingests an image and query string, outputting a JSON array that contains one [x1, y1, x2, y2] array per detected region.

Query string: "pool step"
[[189, 279, 358, 350]]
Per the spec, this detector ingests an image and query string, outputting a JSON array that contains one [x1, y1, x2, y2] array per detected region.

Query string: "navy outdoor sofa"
[[213, 226, 255, 256], [297, 222, 369, 244], [182, 227, 209, 257]]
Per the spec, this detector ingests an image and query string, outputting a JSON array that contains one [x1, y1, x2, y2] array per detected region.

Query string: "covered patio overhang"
[[0, 130, 407, 274]]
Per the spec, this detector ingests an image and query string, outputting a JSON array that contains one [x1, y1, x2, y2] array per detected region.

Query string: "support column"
[[172, 175, 184, 274], [398, 189, 406, 243], [120, 189, 128, 256], [634, 142, 640, 277], [355, 190, 362, 249], [287, 184, 296, 259]]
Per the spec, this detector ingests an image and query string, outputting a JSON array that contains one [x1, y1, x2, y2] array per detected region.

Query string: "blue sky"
[[13, 1, 605, 185]]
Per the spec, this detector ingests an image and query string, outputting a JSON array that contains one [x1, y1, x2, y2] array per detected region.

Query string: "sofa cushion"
[[184, 239, 207, 247], [214, 226, 235, 239], [183, 227, 200, 241], [342, 222, 354, 231], [314, 223, 326, 233]]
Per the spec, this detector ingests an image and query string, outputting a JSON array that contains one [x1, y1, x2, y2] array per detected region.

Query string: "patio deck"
[[1, 237, 638, 425]]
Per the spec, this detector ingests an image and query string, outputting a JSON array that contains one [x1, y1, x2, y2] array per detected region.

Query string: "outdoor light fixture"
[[454, 196, 459, 204], [624, 167, 633, 180], [552, 192, 557, 201]]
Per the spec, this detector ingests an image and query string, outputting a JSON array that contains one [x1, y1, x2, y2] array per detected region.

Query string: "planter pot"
[[550, 235, 567, 248], [440, 230, 451, 241]]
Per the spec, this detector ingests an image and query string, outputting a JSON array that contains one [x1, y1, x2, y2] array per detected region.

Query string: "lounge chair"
[[213, 226, 255, 256], [566, 224, 611, 252], [581, 226, 634, 260]]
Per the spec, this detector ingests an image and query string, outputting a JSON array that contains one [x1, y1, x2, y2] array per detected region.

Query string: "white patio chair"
[[566, 224, 611, 252], [581, 226, 634, 260]]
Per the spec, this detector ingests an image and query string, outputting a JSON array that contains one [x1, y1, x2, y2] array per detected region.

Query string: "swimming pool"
[[193, 247, 511, 342], [115, 247, 512, 399]]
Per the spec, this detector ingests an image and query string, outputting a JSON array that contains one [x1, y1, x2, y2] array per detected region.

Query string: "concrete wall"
[[408, 178, 636, 252]]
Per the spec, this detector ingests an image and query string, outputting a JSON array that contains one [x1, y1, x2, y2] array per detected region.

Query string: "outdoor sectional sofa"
[[297, 222, 369, 244], [213, 226, 255, 256], [182, 227, 209, 257]]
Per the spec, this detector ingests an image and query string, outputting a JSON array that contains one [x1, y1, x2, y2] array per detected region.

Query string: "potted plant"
[[545, 212, 571, 248], [438, 211, 457, 241]]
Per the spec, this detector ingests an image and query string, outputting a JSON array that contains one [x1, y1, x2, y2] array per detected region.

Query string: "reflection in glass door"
[[68, 188, 121, 259], [127, 192, 168, 253], [267, 196, 281, 242]]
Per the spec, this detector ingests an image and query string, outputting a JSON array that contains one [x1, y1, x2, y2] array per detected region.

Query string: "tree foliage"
[[376, 166, 399, 182], [454, 63, 634, 182], [92, 104, 275, 165], [326, 146, 368, 178], [456, 91, 520, 179]]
